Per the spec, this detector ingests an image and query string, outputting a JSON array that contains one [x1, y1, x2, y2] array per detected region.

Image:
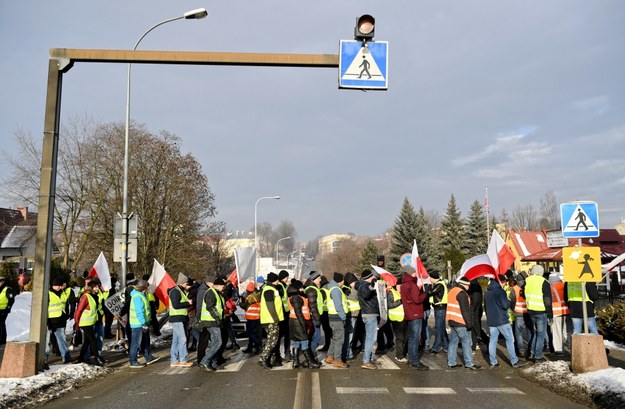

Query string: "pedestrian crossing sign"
[[562, 247, 602, 282], [339, 40, 388, 90], [560, 201, 599, 238]]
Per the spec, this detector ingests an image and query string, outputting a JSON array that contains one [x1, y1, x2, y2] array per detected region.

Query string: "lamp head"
[[184, 8, 208, 19]]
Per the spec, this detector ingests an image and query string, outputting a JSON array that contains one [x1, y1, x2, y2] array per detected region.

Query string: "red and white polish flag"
[[459, 254, 497, 281], [148, 259, 176, 308], [89, 251, 112, 291], [486, 229, 516, 276]]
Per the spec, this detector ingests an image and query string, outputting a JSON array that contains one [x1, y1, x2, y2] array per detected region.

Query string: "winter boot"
[[304, 349, 321, 369], [292, 348, 302, 369], [308, 347, 322, 366], [258, 355, 273, 369]]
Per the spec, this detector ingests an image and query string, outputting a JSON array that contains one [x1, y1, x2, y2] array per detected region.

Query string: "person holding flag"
[[168, 273, 193, 367], [400, 265, 429, 370]]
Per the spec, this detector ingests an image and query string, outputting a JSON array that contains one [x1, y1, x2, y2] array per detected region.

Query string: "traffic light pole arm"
[[50, 48, 339, 69]]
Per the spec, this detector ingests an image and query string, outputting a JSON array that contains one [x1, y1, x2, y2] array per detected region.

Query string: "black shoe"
[[258, 359, 272, 369], [447, 364, 463, 368], [465, 364, 482, 370], [512, 360, 529, 368], [242, 348, 253, 353], [318, 346, 329, 352], [187, 347, 197, 352], [490, 363, 501, 369], [410, 363, 430, 370]]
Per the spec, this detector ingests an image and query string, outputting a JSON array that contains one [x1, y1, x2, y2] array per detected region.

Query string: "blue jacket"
[[130, 289, 149, 328], [484, 279, 511, 327]]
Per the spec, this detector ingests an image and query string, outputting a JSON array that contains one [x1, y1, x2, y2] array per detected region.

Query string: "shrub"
[[596, 300, 625, 344]]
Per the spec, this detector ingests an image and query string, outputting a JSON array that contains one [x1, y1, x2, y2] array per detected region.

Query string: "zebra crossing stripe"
[[404, 387, 456, 394], [336, 387, 389, 394], [466, 388, 525, 394]]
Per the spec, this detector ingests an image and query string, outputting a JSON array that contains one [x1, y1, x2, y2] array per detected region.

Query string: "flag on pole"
[[234, 247, 256, 290], [458, 254, 497, 281], [371, 265, 397, 286], [148, 259, 176, 308], [227, 268, 239, 287], [486, 229, 516, 276], [410, 239, 430, 284], [89, 251, 112, 291]]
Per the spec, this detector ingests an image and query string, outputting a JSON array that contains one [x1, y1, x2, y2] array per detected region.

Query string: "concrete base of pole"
[[571, 333, 608, 374], [0, 342, 38, 378]]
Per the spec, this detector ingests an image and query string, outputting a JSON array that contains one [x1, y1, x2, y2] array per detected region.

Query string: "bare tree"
[[511, 204, 540, 231], [539, 191, 560, 230]]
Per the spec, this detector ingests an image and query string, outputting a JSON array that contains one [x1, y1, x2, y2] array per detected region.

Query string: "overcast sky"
[[1, 1, 624, 243]]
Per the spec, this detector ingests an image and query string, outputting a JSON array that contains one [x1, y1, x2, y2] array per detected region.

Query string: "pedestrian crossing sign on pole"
[[339, 40, 388, 90], [560, 201, 600, 238]]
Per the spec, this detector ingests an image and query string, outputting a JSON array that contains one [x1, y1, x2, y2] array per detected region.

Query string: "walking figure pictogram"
[[358, 56, 371, 79], [574, 209, 588, 231], [578, 253, 594, 278]]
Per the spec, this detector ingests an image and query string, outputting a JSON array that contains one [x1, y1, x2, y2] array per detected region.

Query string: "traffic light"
[[377, 255, 385, 268], [355, 14, 375, 41]]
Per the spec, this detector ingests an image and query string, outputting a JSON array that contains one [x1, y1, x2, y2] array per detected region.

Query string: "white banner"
[[234, 246, 257, 285]]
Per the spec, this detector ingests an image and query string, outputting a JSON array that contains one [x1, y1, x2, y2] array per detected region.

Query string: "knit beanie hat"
[[333, 272, 344, 283], [177, 272, 188, 285], [344, 272, 357, 285], [309, 271, 321, 281], [278, 270, 290, 280], [361, 269, 374, 280], [267, 272, 279, 283]]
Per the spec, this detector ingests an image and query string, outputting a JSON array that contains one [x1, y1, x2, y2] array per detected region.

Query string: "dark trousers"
[[246, 319, 262, 350], [320, 313, 332, 349], [197, 327, 210, 364], [274, 319, 289, 357], [392, 321, 408, 359], [79, 325, 98, 362], [377, 320, 394, 350], [0, 312, 8, 344]]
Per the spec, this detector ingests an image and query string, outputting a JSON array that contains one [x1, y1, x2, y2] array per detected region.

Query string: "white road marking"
[[312, 372, 322, 409], [336, 387, 389, 394], [466, 387, 525, 394], [293, 372, 305, 409], [404, 387, 456, 394]]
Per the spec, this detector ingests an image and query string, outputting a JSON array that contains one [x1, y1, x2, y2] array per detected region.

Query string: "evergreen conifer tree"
[[439, 194, 466, 274], [357, 241, 380, 273], [464, 199, 488, 256]]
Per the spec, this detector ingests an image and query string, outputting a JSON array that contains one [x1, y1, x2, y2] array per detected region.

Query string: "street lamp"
[[254, 195, 280, 276], [286, 251, 297, 269], [275, 236, 292, 267], [120, 8, 208, 289]]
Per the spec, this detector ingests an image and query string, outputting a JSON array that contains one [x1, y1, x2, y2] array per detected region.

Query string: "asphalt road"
[[41, 344, 587, 409]]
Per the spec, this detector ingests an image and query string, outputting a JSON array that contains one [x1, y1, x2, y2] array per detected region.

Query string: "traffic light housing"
[[377, 255, 385, 268], [355, 14, 375, 41]]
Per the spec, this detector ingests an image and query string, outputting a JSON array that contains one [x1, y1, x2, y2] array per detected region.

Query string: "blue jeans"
[[432, 309, 448, 352], [407, 319, 423, 365], [129, 327, 143, 365], [572, 317, 598, 334], [170, 322, 188, 363], [489, 323, 519, 365], [363, 316, 378, 363], [310, 318, 321, 351], [448, 326, 473, 367], [422, 309, 431, 349], [529, 313, 547, 359], [513, 313, 531, 355], [46, 327, 70, 362], [201, 327, 222, 367], [293, 339, 309, 350]]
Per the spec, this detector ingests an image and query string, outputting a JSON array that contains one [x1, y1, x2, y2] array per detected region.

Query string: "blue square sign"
[[339, 40, 388, 90], [560, 201, 600, 238]]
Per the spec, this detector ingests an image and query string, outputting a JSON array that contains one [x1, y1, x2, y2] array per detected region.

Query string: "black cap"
[[333, 272, 344, 283], [278, 270, 290, 280], [214, 277, 226, 286], [267, 272, 279, 283], [309, 271, 321, 281]]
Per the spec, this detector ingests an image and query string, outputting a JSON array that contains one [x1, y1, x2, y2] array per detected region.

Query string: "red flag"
[[486, 229, 516, 276], [227, 268, 239, 287], [89, 251, 112, 291], [458, 254, 497, 281], [148, 259, 176, 308], [371, 265, 397, 286]]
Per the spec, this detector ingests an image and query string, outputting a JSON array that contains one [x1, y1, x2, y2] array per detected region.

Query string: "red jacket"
[[400, 272, 427, 320]]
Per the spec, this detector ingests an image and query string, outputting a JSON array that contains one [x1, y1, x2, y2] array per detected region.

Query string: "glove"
[[142, 325, 149, 332]]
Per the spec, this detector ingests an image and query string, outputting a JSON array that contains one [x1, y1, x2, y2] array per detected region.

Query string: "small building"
[[505, 229, 549, 273], [318, 233, 354, 255]]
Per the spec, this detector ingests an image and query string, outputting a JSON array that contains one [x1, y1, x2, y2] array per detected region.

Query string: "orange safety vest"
[[245, 293, 261, 320], [512, 285, 527, 314], [550, 281, 570, 317], [288, 295, 311, 320], [446, 287, 469, 326]]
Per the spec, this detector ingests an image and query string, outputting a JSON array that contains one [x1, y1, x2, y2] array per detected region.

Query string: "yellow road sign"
[[562, 247, 602, 282]]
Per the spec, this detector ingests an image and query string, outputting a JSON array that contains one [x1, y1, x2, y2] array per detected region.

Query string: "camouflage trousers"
[[259, 323, 280, 361]]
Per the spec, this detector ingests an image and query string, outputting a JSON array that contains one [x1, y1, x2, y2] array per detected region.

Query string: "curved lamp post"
[[120, 8, 208, 288], [275, 236, 292, 267]]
